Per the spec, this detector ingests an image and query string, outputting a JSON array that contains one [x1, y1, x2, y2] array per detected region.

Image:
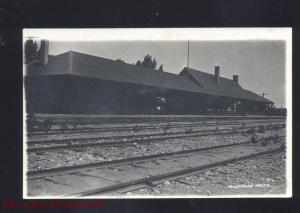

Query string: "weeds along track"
[[27, 136, 285, 197], [27, 124, 285, 153]]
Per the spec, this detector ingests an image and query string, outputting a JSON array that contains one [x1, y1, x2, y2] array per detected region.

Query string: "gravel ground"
[[128, 151, 286, 196], [27, 128, 285, 171]]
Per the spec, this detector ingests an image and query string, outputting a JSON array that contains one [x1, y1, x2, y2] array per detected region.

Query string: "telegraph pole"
[[187, 40, 190, 68]]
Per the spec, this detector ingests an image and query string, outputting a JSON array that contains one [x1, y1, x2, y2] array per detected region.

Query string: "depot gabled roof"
[[25, 51, 272, 103], [179, 67, 272, 103]]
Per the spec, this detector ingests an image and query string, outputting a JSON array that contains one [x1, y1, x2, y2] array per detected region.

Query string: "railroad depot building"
[[24, 43, 273, 115]]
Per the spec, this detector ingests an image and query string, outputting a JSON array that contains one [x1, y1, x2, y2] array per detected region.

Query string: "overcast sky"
[[49, 40, 286, 107]]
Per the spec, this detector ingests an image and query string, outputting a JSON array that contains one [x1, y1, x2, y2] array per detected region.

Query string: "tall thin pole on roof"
[[260, 92, 267, 98], [187, 40, 190, 68]]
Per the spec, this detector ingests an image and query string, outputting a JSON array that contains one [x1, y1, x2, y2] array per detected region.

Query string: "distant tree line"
[[117, 54, 164, 71], [116, 59, 125, 63], [24, 39, 39, 64], [135, 54, 164, 71]]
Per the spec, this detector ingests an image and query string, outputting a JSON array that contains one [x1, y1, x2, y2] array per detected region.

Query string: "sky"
[[48, 40, 286, 108]]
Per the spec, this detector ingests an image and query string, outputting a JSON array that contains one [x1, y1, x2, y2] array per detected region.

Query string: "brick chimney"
[[39, 39, 49, 66], [214, 66, 220, 83], [233, 74, 238, 84]]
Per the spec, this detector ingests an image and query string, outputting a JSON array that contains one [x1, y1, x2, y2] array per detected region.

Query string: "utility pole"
[[187, 40, 190, 68]]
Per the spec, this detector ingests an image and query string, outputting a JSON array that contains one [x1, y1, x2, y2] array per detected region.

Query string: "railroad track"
[[26, 136, 284, 197], [26, 124, 285, 152], [28, 123, 272, 144], [27, 122, 285, 145], [27, 119, 285, 136]]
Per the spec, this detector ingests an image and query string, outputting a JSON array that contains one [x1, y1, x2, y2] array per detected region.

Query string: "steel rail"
[[26, 130, 241, 152], [27, 135, 284, 179], [27, 125, 285, 153], [71, 146, 284, 197], [27, 123, 284, 146], [27, 126, 228, 145], [27, 119, 284, 136]]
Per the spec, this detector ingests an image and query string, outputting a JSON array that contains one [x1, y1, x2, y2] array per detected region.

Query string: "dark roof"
[[25, 51, 214, 95], [70, 51, 214, 95], [180, 67, 272, 103], [25, 51, 272, 103]]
